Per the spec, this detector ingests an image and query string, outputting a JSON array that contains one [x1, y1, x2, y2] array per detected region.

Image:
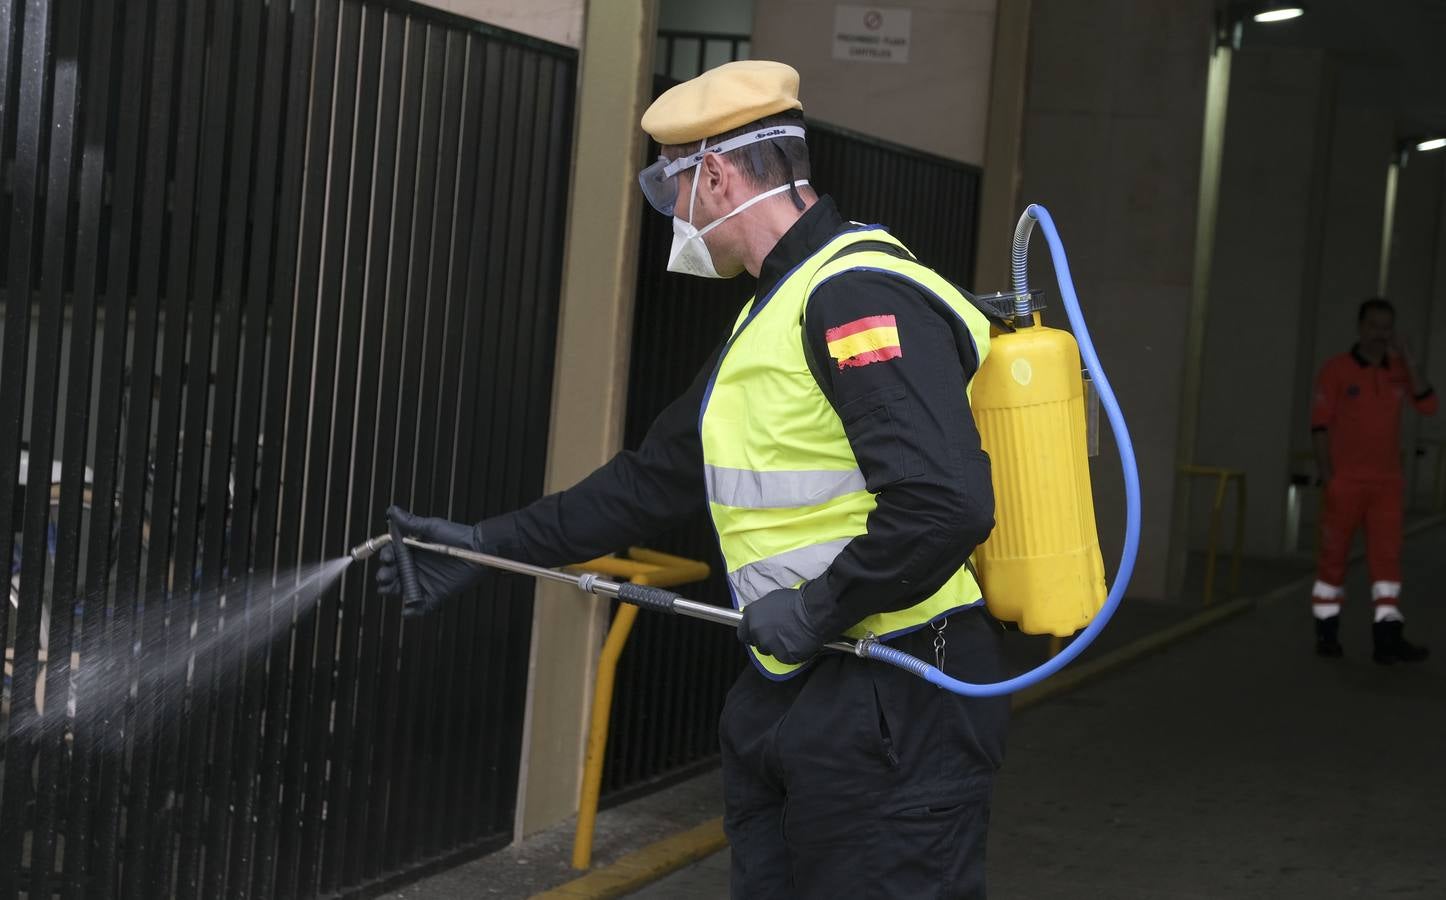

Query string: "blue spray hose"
[[862, 204, 1143, 697]]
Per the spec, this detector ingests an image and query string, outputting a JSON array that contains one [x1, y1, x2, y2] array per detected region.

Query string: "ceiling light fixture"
[[1252, 7, 1306, 23]]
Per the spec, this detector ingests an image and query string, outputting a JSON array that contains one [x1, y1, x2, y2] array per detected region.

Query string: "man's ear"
[[699, 151, 729, 198]]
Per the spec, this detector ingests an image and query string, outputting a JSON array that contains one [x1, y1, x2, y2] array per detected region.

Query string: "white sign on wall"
[[832, 5, 911, 64]]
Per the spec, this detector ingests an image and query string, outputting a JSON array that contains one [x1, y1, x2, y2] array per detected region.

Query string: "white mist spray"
[[2, 556, 356, 749]]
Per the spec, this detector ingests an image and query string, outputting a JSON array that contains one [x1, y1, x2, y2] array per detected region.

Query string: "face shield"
[[638, 124, 807, 217]]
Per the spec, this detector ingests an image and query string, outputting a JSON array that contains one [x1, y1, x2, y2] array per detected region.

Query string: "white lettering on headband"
[[661, 125, 808, 178]]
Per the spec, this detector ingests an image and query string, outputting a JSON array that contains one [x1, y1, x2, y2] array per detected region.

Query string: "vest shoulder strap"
[[799, 238, 1005, 402], [814, 241, 1014, 331]]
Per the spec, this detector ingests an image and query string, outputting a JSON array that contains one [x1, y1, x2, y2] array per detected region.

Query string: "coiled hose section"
[[1011, 213, 1037, 318], [863, 204, 1143, 697]]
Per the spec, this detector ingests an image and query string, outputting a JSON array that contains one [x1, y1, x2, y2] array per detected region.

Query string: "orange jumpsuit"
[[1310, 348, 1437, 618]]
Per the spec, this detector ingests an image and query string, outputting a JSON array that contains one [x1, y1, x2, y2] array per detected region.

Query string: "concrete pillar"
[[1386, 151, 1445, 505], [1422, 172, 1446, 500], [1284, 57, 1339, 497], [512, 0, 657, 841], [1017, 0, 1213, 601], [1165, 34, 1232, 590], [1192, 49, 1332, 556], [1308, 83, 1395, 371], [975, 0, 1032, 292]]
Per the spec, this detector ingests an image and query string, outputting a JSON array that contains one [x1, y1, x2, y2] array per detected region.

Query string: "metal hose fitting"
[[349, 532, 392, 562]]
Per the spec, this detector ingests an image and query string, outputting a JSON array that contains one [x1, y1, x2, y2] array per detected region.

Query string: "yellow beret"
[[641, 60, 803, 145]]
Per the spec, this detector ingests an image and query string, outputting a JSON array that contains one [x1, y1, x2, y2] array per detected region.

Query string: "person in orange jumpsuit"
[[1310, 298, 1436, 662]]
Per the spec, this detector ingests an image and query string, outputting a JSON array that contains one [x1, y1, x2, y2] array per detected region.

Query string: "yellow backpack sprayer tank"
[[967, 208, 1111, 637], [971, 311, 1107, 636]]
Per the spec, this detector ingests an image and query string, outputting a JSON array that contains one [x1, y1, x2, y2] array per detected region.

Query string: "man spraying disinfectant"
[[368, 61, 1142, 898]]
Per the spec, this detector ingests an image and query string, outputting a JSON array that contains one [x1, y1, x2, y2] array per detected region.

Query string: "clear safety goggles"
[[638, 125, 807, 216]]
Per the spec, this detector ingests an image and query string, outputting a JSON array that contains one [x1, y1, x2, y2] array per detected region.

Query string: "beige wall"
[[751, 0, 997, 166], [412, 0, 585, 47], [1018, 0, 1213, 601]]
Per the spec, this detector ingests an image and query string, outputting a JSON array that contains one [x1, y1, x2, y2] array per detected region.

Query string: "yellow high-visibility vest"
[[700, 226, 994, 677]]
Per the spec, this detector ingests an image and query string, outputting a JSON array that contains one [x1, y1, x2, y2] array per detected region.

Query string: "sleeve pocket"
[[838, 386, 924, 489], [838, 385, 906, 425]]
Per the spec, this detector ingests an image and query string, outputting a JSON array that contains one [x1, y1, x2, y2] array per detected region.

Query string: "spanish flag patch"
[[825, 315, 902, 370]]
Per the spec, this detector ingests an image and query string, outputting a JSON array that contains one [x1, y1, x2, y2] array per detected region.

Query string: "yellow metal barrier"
[[1179, 465, 1247, 606], [568, 548, 710, 871]]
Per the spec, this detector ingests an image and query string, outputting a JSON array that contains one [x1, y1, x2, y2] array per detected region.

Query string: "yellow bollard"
[[572, 603, 639, 870], [1178, 465, 1247, 606], [569, 548, 710, 870]]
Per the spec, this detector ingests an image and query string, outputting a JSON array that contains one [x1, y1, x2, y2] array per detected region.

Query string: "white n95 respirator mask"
[[668, 178, 808, 279]]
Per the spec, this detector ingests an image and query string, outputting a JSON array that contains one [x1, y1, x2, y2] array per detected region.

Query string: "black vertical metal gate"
[[604, 76, 982, 801], [0, 0, 575, 896]]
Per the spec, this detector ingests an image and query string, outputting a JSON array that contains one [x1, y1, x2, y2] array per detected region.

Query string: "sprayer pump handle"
[[389, 516, 425, 612]]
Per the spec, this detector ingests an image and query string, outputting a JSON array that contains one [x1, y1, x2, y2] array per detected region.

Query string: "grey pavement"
[[629, 523, 1446, 898], [377, 770, 723, 899]]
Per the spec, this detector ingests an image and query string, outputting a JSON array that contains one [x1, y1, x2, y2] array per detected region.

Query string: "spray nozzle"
[[349, 533, 392, 562]]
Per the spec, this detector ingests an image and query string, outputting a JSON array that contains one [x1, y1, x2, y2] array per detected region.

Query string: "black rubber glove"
[[736, 587, 829, 664], [376, 505, 485, 616]]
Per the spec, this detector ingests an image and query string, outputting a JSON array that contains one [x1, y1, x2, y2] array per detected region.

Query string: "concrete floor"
[[629, 523, 1446, 899], [375, 771, 724, 899]]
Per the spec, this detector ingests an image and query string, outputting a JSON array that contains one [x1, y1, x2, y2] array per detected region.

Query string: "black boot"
[[1315, 615, 1343, 657], [1372, 620, 1429, 664]]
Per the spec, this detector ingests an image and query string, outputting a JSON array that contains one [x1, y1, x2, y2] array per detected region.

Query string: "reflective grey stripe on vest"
[[728, 538, 853, 607], [705, 465, 866, 510]]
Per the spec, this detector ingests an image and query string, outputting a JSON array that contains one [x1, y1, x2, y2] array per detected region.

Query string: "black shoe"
[[1315, 615, 1344, 657], [1372, 620, 1429, 665]]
